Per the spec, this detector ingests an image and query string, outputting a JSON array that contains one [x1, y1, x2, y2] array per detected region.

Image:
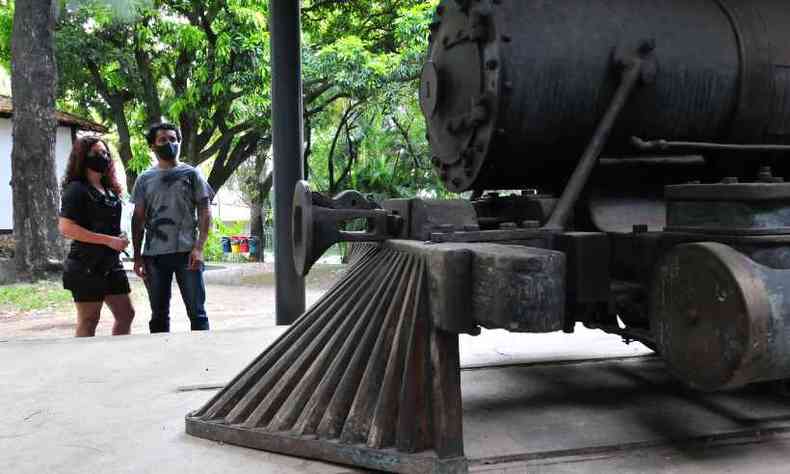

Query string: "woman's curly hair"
[[61, 136, 123, 196]]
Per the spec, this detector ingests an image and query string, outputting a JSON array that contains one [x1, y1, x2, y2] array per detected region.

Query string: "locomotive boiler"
[[423, 0, 790, 193], [187, 1, 790, 472]]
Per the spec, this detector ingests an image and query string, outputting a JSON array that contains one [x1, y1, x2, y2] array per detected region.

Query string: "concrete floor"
[[3, 326, 790, 473]]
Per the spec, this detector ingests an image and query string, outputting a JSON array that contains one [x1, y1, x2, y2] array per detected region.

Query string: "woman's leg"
[[104, 294, 135, 336], [75, 302, 103, 337]]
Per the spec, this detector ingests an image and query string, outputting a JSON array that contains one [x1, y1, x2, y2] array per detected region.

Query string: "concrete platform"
[[3, 326, 790, 473]]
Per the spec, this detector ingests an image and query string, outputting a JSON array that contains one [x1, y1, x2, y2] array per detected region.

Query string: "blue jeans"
[[144, 252, 209, 333]]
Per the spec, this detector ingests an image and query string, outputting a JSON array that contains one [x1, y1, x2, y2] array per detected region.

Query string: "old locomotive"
[[188, 1, 790, 472]]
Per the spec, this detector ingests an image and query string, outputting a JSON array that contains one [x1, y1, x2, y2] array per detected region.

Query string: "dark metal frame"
[[270, 0, 305, 324]]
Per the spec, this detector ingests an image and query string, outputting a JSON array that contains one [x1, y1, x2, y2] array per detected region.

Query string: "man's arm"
[[189, 199, 211, 270], [132, 202, 147, 278]]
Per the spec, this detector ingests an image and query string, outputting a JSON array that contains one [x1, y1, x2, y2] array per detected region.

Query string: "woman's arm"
[[58, 217, 128, 251]]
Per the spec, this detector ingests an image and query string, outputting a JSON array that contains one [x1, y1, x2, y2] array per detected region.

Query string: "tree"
[[299, 1, 447, 199], [55, 0, 272, 194], [2, 0, 446, 207], [234, 150, 272, 261], [10, 0, 62, 279]]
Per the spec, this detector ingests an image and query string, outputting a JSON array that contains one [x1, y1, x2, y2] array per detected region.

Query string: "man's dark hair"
[[146, 122, 182, 145]]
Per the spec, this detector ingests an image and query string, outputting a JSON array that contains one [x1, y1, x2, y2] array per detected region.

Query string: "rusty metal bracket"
[[188, 243, 470, 473], [292, 181, 402, 276]]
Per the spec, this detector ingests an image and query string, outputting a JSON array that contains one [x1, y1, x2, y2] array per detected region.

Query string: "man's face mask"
[[86, 150, 111, 173], [155, 142, 179, 161]]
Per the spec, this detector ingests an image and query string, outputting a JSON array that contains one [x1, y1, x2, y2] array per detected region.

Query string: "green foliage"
[[0, 281, 73, 312], [297, 0, 449, 200], [0, 2, 12, 71], [204, 220, 247, 262], [53, 0, 274, 191], [2, 0, 451, 217]]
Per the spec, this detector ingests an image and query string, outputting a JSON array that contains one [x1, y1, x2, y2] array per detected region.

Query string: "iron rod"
[[270, 0, 305, 325], [543, 62, 643, 231], [632, 136, 790, 153]]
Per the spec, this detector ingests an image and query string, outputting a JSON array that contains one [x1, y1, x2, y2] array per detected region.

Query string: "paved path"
[[0, 263, 344, 340], [4, 324, 789, 473]]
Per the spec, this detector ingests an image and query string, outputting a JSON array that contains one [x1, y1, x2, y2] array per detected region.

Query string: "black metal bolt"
[[758, 166, 774, 183]]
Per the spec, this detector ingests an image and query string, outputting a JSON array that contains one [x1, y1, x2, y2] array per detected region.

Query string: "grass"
[[0, 280, 73, 312]]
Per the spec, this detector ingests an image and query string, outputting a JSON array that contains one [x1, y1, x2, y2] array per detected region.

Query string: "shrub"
[[204, 220, 248, 262]]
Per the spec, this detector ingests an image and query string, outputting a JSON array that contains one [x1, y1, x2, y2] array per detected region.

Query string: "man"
[[132, 122, 214, 333]]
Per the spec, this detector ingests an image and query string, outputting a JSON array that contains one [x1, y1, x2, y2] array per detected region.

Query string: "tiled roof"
[[0, 95, 108, 133]]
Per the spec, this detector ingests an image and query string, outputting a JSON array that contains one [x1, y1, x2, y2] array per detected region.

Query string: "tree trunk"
[[304, 119, 311, 180], [248, 153, 266, 262], [109, 98, 138, 193], [10, 0, 62, 280]]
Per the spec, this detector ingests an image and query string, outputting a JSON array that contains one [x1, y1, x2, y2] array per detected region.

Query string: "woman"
[[58, 137, 135, 337]]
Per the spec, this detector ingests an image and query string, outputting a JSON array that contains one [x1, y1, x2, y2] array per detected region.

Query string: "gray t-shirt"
[[132, 163, 214, 256]]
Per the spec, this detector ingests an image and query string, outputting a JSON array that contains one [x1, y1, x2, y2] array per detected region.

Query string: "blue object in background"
[[248, 236, 259, 256]]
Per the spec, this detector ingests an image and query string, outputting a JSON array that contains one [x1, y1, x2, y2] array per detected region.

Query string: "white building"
[[211, 186, 253, 228], [0, 95, 107, 232]]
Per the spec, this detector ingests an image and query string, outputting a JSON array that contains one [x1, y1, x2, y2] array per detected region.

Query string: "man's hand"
[[188, 247, 204, 271], [105, 235, 130, 253], [133, 257, 147, 279]]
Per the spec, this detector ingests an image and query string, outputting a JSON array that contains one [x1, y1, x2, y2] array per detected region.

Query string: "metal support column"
[[270, 0, 305, 325]]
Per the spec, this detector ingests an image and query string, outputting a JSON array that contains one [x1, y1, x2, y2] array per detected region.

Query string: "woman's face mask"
[[86, 150, 111, 173]]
